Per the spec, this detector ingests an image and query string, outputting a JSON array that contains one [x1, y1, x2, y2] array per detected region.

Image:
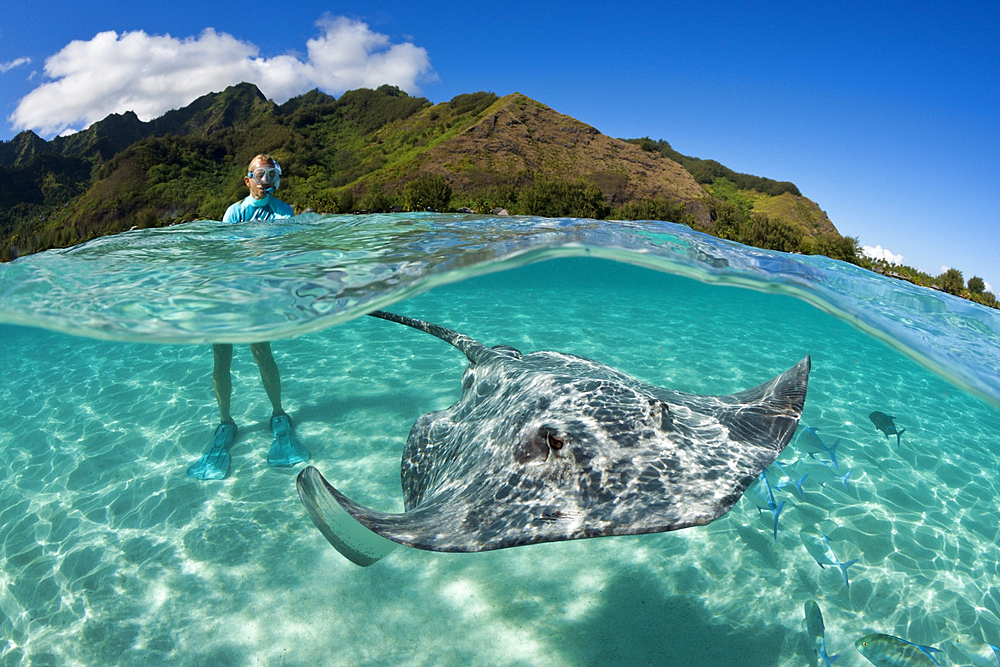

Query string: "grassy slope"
[[746, 191, 838, 241]]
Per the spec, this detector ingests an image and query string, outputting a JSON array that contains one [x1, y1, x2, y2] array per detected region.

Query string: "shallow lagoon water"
[[1, 214, 999, 666]]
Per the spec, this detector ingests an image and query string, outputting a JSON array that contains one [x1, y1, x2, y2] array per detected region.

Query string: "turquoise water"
[[1, 214, 999, 666]]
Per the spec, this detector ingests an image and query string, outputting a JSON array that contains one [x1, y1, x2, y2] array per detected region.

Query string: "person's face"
[[245, 159, 277, 199]]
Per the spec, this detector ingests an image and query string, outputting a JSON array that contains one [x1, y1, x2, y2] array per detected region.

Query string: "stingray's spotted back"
[[298, 311, 810, 565]]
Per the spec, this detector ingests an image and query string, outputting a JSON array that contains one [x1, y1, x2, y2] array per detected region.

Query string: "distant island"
[[0, 83, 994, 309]]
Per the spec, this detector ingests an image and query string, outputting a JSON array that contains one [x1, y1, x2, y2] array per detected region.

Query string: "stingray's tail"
[[368, 310, 493, 364]]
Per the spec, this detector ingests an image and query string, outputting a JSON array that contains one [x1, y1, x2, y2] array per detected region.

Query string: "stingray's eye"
[[515, 427, 567, 464], [546, 431, 564, 450]]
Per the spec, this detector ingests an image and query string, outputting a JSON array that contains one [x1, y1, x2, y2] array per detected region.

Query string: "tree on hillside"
[[610, 196, 694, 225], [447, 92, 498, 116], [404, 173, 452, 211], [938, 268, 965, 295], [358, 181, 398, 212], [968, 275, 986, 294], [627, 137, 801, 196], [709, 208, 803, 254], [739, 213, 803, 253], [801, 233, 863, 264], [977, 291, 998, 308], [710, 177, 754, 220], [709, 200, 744, 241], [515, 179, 609, 219]]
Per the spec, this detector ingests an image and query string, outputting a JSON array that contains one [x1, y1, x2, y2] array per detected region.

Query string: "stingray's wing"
[[298, 464, 546, 564], [296, 467, 399, 566]]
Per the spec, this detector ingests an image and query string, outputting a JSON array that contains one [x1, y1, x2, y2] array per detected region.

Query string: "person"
[[187, 154, 309, 480]]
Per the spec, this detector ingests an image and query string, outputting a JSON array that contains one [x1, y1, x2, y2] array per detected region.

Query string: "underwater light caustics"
[[297, 310, 811, 566]]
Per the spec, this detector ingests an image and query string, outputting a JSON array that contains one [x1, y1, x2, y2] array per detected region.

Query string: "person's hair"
[[247, 154, 276, 171]]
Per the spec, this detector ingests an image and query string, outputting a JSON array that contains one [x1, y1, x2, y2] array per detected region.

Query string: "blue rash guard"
[[222, 195, 294, 223]]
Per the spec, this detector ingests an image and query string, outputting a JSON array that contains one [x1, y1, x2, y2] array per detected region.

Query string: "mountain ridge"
[[0, 83, 845, 261], [0, 82, 275, 164], [408, 93, 711, 218]]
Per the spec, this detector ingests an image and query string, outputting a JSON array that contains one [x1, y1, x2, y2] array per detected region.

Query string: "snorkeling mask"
[[248, 161, 281, 195]]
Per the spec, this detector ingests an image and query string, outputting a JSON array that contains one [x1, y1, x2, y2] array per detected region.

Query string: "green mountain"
[[0, 82, 275, 165], [0, 83, 853, 262]]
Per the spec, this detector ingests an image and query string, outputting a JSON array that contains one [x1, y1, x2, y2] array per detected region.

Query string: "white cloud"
[[8, 16, 435, 137], [0, 57, 31, 73], [862, 244, 904, 265]]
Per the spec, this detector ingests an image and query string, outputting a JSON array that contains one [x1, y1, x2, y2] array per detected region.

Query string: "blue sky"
[[2, 0, 998, 289]]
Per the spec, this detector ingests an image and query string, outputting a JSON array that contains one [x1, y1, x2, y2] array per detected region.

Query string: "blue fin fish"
[[951, 634, 1000, 667], [804, 600, 839, 667], [869, 411, 905, 448], [750, 471, 785, 541], [800, 456, 854, 490], [773, 461, 809, 498], [800, 526, 858, 588], [797, 426, 841, 468], [856, 633, 942, 666]]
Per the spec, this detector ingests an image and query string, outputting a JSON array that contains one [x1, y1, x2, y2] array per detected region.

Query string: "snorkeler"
[[187, 154, 310, 480]]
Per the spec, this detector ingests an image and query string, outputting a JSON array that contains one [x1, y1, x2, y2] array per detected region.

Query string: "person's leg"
[[213, 343, 235, 423], [252, 342, 309, 466], [188, 344, 238, 480], [250, 342, 282, 415]]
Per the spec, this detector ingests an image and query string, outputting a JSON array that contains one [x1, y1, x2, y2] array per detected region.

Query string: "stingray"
[[297, 310, 811, 566]]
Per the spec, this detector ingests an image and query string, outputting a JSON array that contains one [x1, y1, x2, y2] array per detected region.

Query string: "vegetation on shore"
[[865, 261, 997, 308], [0, 83, 993, 309]]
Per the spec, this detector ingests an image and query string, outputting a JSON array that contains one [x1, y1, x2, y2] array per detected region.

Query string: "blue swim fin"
[[187, 421, 237, 480], [267, 412, 310, 467]]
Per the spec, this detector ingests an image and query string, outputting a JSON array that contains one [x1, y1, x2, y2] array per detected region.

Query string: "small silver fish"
[[798, 456, 854, 489], [801, 526, 858, 588], [804, 600, 838, 667], [772, 460, 809, 498], [749, 472, 785, 541], [856, 633, 942, 667], [869, 411, 905, 447], [798, 426, 842, 468], [951, 633, 1000, 667]]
